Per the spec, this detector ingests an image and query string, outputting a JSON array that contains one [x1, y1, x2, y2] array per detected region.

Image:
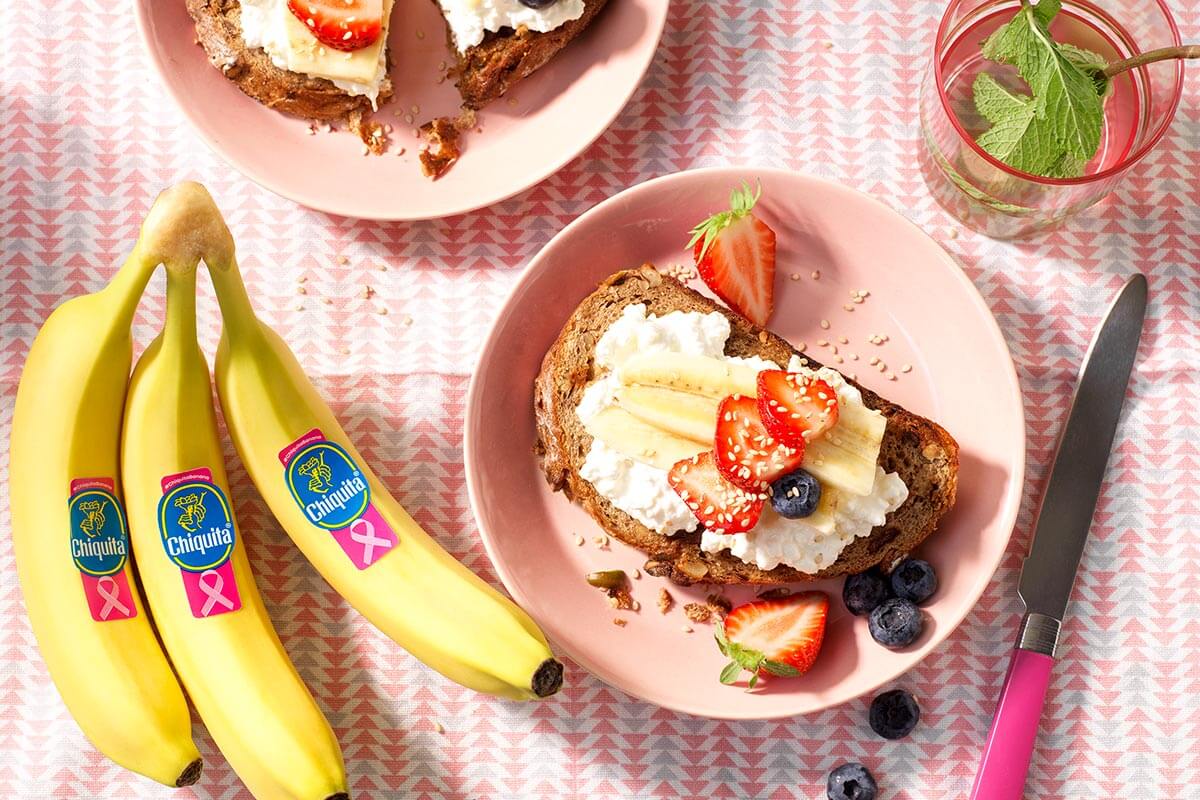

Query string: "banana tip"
[[532, 658, 565, 698], [139, 182, 235, 274], [175, 758, 203, 787]]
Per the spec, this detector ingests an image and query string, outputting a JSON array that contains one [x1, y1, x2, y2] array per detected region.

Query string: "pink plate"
[[135, 0, 666, 220], [465, 167, 1025, 719]]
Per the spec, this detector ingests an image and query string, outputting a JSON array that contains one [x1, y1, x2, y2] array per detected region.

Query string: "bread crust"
[[187, 0, 393, 149], [450, 0, 612, 109], [534, 267, 960, 586]]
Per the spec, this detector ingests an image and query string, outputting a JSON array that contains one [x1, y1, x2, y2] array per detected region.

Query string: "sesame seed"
[[869, 357, 879, 366], [632, 569, 641, 579], [681, 625, 693, 633], [817, 339, 829, 347], [888, 373, 898, 381], [811, 270, 821, 280], [819, 319, 830, 330], [797, 341, 807, 352], [838, 336, 848, 344], [843, 304, 855, 312], [901, 364, 912, 373], [948, 227, 959, 239], [574, 534, 584, 546], [416, 29, 425, 39], [850, 353, 859, 361], [337, 255, 348, 265], [790, 272, 800, 281], [831, 345, 838, 355], [835, 356, 844, 363]]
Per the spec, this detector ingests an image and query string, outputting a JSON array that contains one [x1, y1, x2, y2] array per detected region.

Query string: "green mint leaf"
[[974, 0, 1103, 178], [972, 74, 1062, 176], [762, 660, 802, 677], [719, 660, 742, 685], [1058, 42, 1110, 96]]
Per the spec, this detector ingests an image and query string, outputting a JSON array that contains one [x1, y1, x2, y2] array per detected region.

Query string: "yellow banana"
[[8, 189, 203, 788], [195, 207, 562, 701], [120, 185, 348, 800]]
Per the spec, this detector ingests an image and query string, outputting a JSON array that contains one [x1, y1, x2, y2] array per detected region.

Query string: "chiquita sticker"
[[279, 429, 397, 570], [157, 468, 242, 618], [69, 478, 136, 622]]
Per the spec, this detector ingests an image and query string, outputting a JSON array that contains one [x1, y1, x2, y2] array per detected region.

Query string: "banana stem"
[[98, 246, 159, 327], [162, 267, 199, 350], [206, 257, 266, 343]]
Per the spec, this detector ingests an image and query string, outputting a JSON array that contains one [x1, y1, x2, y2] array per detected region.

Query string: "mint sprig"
[[971, 0, 1106, 178], [687, 180, 761, 262], [714, 621, 800, 691]]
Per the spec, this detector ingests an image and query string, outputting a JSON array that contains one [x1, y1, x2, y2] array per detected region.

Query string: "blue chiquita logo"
[[285, 441, 369, 530], [158, 481, 235, 572], [69, 488, 129, 577]]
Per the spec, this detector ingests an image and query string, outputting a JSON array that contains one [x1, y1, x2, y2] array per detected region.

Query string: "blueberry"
[[842, 569, 890, 616], [890, 558, 938, 604], [826, 762, 877, 800], [769, 469, 821, 519], [869, 689, 920, 740], [868, 598, 924, 649], [518, 0, 559, 7]]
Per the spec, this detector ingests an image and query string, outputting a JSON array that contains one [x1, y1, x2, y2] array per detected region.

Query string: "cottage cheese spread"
[[576, 303, 909, 574], [436, 0, 586, 54], [238, 0, 390, 107]]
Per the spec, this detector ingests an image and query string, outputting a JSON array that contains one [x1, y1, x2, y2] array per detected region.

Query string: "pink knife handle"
[[968, 647, 1055, 800]]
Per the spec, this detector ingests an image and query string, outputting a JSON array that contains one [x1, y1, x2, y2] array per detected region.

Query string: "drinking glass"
[[919, 0, 1184, 239]]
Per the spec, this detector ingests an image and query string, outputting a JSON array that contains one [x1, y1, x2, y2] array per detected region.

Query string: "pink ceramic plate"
[[465, 168, 1025, 719], [135, 0, 666, 220]]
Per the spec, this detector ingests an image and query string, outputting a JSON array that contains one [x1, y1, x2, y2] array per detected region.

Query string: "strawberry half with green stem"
[[667, 451, 765, 535], [688, 181, 777, 327], [714, 394, 805, 490], [716, 592, 829, 689], [757, 370, 840, 446], [287, 0, 383, 52]]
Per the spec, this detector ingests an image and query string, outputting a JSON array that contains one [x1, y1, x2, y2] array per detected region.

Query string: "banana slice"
[[583, 407, 707, 471], [617, 352, 759, 399], [615, 385, 720, 445], [802, 398, 886, 496]]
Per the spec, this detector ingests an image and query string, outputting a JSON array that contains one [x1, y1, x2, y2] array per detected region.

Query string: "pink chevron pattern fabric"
[[3, 1, 1200, 798]]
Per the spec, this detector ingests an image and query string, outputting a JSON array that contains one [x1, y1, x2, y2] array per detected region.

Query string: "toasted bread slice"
[[446, 0, 612, 109], [187, 0, 393, 151], [534, 266, 959, 586]]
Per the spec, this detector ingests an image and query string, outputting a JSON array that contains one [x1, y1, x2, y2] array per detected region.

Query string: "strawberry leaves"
[[687, 180, 762, 262], [715, 621, 801, 690]]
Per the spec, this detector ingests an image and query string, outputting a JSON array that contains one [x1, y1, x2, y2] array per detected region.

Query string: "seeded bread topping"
[[575, 304, 909, 574]]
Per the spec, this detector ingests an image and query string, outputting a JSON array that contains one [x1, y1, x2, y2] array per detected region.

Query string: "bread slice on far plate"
[[441, 0, 612, 109], [534, 267, 960, 586]]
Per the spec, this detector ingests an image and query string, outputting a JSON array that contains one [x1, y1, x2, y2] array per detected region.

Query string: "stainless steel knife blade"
[[1018, 273, 1147, 626]]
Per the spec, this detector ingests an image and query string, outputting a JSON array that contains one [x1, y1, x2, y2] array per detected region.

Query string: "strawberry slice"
[[287, 0, 383, 52], [714, 394, 805, 490], [716, 592, 829, 688], [688, 181, 776, 326], [757, 370, 840, 446], [667, 451, 765, 535]]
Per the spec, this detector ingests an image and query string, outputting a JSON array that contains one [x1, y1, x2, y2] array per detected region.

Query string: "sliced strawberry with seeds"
[[287, 0, 383, 52], [716, 592, 829, 689], [667, 451, 765, 535], [713, 394, 805, 490], [757, 370, 840, 446], [688, 181, 776, 326]]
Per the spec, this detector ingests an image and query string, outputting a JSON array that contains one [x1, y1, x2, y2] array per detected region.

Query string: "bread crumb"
[[948, 227, 959, 239], [607, 587, 634, 611], [706, 593, 732, 618], [657, 588, 674, 614], [433, 721, 445, 734], [683, 603, 714, 624], [337, 255, 349, 265], [612, 618, 627, 627], [418, 117, 461, 180]]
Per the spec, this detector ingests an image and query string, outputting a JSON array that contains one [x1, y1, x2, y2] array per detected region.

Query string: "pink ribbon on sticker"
[[330, 504, 397, 570], [181, 560, 242, 618], [80, 572, 137, 622]]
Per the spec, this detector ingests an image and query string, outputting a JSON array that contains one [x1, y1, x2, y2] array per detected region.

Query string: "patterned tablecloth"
[[3, 1, 1199, 798]]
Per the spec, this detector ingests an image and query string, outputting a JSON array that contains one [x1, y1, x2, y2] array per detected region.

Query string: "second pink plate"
[[465, 167, 1025, 718], [136, 0, 666, 220]]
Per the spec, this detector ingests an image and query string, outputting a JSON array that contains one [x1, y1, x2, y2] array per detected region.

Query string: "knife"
[[968, 273, 1147, 800]]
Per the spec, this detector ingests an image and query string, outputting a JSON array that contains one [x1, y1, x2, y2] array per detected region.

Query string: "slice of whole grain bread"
[[187, 0, 393, 151], [447, 0, 612, 109], [534, 266, 960, 586]]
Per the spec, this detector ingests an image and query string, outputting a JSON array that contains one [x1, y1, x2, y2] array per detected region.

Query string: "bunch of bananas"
[[9, 183, 562, 799]]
